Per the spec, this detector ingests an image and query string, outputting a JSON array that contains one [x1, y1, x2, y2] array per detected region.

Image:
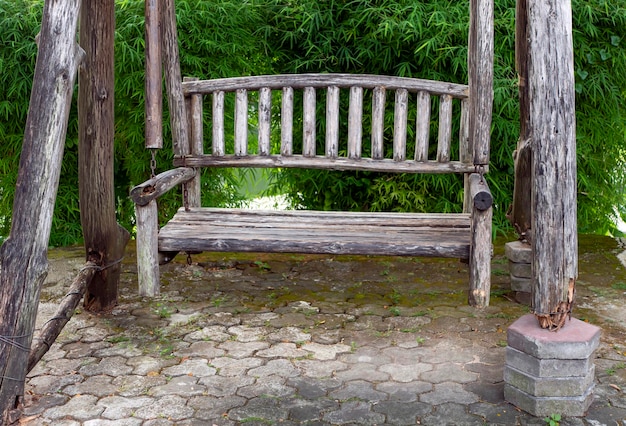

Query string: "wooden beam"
[[145, 0, 162, 149], [130, 167, 197, 205], [529, 0, 577, 329], [468, 0, 494, 165], [161, 0, 189, 156], [27, 263, 98, 373]]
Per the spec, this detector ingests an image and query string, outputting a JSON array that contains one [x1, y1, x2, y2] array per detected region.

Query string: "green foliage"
[[0, 0, 271, 245], [544, 413, 561, 426], [262, 0, 626, 236], [0, 0, 624, 246], [0, 0, 41, 238]]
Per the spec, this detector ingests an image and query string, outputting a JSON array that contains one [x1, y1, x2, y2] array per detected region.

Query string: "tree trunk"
[[79, 0, 130, 312], [529, 0, 577, 329], [0, 0, 83, 422]]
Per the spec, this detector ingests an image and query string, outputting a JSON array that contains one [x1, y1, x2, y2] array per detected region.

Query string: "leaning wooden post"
[[0, 0, 83, 421], [528, 0, 577, 329]]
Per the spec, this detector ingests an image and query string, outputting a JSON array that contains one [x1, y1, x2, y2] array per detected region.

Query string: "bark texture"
[[0, 0, 82, 422], [79, 0, 130, 312], [528, 0, 578, 328]]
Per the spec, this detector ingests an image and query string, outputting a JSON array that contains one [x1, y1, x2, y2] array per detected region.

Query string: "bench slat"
[[371, 87, 386, 160], [281, 87, 294, 156], [348, 86, 363, 159], [393, 89, 408, 161], [212, 91, 225, 156], [158, 208, 471, 258], [415, 91, 431, 161], [437, 94, 453, 162], [326, 86, 340, 158], [303, 87, 316, 157], [234, 89, 247, 155], [258, 87, 271, 155]]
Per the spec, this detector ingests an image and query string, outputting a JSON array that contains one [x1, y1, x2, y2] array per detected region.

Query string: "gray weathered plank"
[[415, 91, 431, 162], [234, 89, 248, 155], [173, 155, 477, 174], [325, 86, 340, 158], [437, 94, 453, 162], [183, 73, 469, 98], [281, 87, 294, 155], [393, 89, 408, 161], [212, 91, 225, 156], [371, 87, 386, 159], [348, 86, 363, 159], [258, 87, 271, 155], [303, 87, 316, 157], [158, 208, 471, 258]]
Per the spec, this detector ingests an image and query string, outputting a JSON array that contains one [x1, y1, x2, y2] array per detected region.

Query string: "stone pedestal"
[[504, 314, 601, 417], [505, 241, 532, 305]]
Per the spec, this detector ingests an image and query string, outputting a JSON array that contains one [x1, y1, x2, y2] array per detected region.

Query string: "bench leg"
[[469, 205, 492, 307], [135, 200, 160, 296]]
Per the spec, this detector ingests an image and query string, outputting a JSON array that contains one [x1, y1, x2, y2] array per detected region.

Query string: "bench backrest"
[[174, 74, 477, 175]]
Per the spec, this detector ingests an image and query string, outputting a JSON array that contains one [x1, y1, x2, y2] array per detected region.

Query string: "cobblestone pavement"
[[21, 236, 626, 425]]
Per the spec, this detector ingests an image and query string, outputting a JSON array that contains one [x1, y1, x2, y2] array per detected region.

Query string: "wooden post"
[[136, 201, 161, 296], [0, 0, 83, 421], [79, 0, 130, 312], [528, 0, 577, 329], [145, 0, 162, 149], [161, 0, 189, 156], [469, 174, 493, 307], [468, 0, 494, 166], [27, 263, 98, 373], [508, 0, 532, 240]]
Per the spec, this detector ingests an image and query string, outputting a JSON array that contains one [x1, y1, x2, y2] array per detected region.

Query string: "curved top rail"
[[182, 73, 469, 98]]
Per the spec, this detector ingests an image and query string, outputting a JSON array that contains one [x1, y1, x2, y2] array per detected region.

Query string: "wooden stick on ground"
[[26, 262, 98, 373]]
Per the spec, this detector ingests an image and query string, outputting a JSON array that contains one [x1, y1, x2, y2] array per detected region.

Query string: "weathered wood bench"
[[131, 73, 494, 306]]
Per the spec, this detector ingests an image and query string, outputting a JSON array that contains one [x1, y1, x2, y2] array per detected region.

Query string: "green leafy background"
[[0, 0, 624, 246]]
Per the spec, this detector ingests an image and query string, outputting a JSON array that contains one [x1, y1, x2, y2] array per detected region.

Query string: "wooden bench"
[[131, 73, 494, 307]]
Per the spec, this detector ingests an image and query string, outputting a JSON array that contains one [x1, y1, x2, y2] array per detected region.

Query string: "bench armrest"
[[469, 173, 493, 211], [130, 167, 196, 206]]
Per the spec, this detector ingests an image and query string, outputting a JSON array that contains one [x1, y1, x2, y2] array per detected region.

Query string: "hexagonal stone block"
[[504, 364, 594, 397], [506, 346, 593, 378], [505, 241, 531, 263], [507, 314, 600, 359], [509, 260, 531, 278], [504, 383, 594, 417]]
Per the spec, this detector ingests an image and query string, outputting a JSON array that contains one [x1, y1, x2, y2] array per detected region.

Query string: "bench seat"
[[158, 208, 471, 258]]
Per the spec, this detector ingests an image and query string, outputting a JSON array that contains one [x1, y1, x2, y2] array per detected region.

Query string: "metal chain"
[[183, 183, 190, 211], [150, 149, 157, 179], [475, 164, 486, 184]]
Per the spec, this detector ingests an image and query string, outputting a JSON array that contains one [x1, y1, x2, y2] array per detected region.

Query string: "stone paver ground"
[[21, 236, 626, 425]]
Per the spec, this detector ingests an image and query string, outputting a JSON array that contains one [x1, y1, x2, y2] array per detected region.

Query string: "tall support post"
[[0, 0, 83, 421], [468, 0, 494, 166], [528, 0, 577, 328], [79, 0, 130, 311], [145, 0, 162, 149], [467, 0, 494, 307], [162, 0, 189, 156], [509, 0, 532, 240], [135, 0, 167, 295]]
